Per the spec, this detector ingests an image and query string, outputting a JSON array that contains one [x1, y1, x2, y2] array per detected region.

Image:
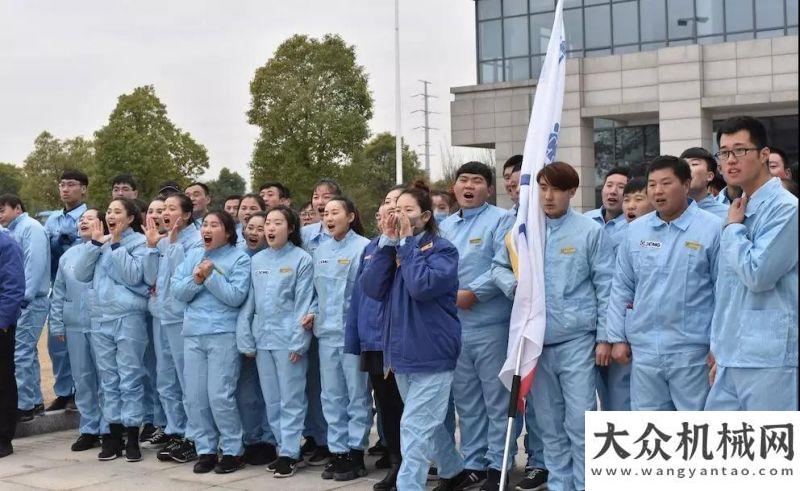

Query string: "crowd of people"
[[0, 115, 797, 491]]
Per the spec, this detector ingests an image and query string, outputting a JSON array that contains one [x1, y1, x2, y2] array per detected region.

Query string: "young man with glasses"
[[111, 174, 139, 200]]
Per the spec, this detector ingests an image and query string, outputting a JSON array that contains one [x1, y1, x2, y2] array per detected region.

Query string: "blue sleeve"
[[492, 229, 517, 299], [467, 213, 514, 302], [722, 205, 798, 292], [591, 228, 615, 342], [109, 240, 145, 286], [361, 240, 397, 301], [48, 259, 67, 336], [73, 241, 102, 283], [397, 239, 460, 302], [344, 250, 367, 355], [606, 235, 635, 344], [290, 256, 315, 355], [44, 213, 59, 250], [170, 252, 203, 302], [143, 245, 160, 287], [0, 239, 25, 330], [21, 225, 50, 302], [204, 254, 251, 307], [235, 288, 256, 354]]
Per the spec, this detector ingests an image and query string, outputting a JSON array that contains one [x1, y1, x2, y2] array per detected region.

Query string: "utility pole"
[[412, 79, 438, 177], [394, 0, 403, 184]]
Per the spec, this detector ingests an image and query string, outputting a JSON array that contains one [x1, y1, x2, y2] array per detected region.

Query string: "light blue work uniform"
[[300, 221, 330, 445], [607, 203, 721, 411], [705, 178, 798, 410], [237, 242, 315, 459], [142, 312, 166, 428], [696, 194, 729, 221], [44, 204, 86, 399], [49, 242, 107, 435], [74, 229, 149, 427], [143, 225, 203, 438], [171, 244, 251, 456], [533, 208, 612, 491], [584, 207, 627, 236], [7, 213, 51, 411], [440, 202, 516, 472], [313, 229, 371, 455]]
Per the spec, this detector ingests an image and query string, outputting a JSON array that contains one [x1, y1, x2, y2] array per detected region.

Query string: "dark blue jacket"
[[361, 231, 461, 374], [0, 231, 25, 330], [345, 238, 386, 355]]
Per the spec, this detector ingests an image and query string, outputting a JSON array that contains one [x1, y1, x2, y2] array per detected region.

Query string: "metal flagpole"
[[499, 337, 525, 491], [394, 0, 403, 185]]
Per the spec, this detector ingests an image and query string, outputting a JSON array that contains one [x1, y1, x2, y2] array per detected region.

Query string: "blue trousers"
[[453, 326, 514, 471], [317, 344, 371, 454], [65, 329, 107, 435], [705, 365, 798, 410], [153, 318, 186, 435], [162, 321, 194, 438], [91, 315, 148, 427], [256, 349, 308, 459], [143, 316, 165, 426], [532, 334, 597, 491], [48, 323, 73, 397], [304, 336, 328, 445], [630, 349, 709, 411], [396, 371, 463, 490], [184, 333, 243, 456], [596, 361, 631, 411], [15, 302, 47, 410], [237, 355, 275, 446]]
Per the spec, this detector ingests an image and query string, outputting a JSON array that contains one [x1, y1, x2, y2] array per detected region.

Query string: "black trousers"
[[0, 325, 17, 444], [369, 371, 404, 456]]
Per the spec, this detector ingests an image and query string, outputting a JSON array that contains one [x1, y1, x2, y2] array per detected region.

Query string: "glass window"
[[479, 20, 503, 60], [756, 0, 785, 29], [531, 54, 545, 78], [695, 0, 725, 35], [641, 41, 666, 50], [530, 0, 554, 13], [725, 0, 754, 32], [613, 1, 639, 45], [564, 8, 584, 51], [505, 16, 529, 57], [564, 0, 582, 8], [727, 31, 754, 40], [668, 0, 695, 38], [668, 38, 694, 46], [585, 48, 613, 57], [480, 60, 504, 83], [756, 28, 786, 38], [530, 12, 555, 54], [698, 35, 726, 44], [505, 57, 531, 81], [503, 0, 528, 16], [614, 44, 640, 53], [585, 4, 612, 48], [640, 0, 667, 42], [585, 0, 611, 5], [477, 0, 502, 20], [789, 26, 799, 34], [789, 0, 799, 26]]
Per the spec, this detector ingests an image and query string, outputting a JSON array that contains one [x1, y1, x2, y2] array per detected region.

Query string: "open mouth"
[[626, 212, 637, 220], [463, 192, 474, 200], [203, 236, 212, 245], [654, 198, 667, 206], [326, 223, 336, 232], [266, 233, 276, 241], [247, 236, 259, 246]]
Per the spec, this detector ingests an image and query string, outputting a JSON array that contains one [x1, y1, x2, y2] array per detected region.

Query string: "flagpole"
[[499, 339, 525, 491]]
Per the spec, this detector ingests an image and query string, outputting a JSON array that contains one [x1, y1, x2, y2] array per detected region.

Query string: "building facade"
[[451, 0, 799, 209]]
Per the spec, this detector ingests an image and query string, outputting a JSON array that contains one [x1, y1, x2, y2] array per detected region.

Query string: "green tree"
[[248, 34, 373, 200], [0, 163, 24, 197], [92, 85, 209, 206], [19, 132, 94, 213], [341, 132, 424, 236], [206, 167, 247, 209]]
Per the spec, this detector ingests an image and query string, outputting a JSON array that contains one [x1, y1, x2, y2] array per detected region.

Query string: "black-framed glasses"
[[714, 148, 761, 161]]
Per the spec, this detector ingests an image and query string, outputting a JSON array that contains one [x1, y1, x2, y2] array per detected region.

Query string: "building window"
[[585, 4, 612, 49], [593, 121, 660, 207]]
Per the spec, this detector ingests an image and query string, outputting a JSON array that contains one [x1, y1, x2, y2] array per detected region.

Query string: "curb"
[[14, 410, 80, 439]]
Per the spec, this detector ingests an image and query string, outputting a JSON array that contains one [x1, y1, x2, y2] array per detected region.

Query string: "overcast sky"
[[0, 0, 479, 185]]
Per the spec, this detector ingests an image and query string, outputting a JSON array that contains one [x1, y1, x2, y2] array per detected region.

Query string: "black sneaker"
[[156, 436, 183, 461], [450, 468, 487, 490], [243, 442, 278, 466], [148, 429, 173, 447], [334, 449, 367, 481], [65, 395, 78, 412], [214, 454, 245, 474], [98, 435, 123, 461], [429, 466, 440, 481], [479, 469, 504, 491], [0, 441, 12, 459], [71, 434, 100, 452], [273, 456, 302, 478], [16, 409, 34, 423], [368, 441, 387, 456], [193, 454, 217, 473], [139, 423, 157, 443], [375, 453, 390, 469], [321, 453, 345, 479], [514, 467, 548, 491], [433, 477, 456, 491], [307, 445, 331, 466], [34, 403, 45, 416], [46, 395, 71, 412], [169, 439, 198, 463], [125, 427, 142, 462], [300, 436, 317, 456]]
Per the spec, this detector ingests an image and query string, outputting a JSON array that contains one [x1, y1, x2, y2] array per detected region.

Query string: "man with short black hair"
[[184, 182, 212, 226], [224, 195, 242, 222], [258, 181, 291, 209], [680, 147, 729, 220], [111, 174, 139, 200], [502, 155, 523, 208], [0, 231, 25, 457], [585, 166, 629, 234], [768, 147, 792, 180]]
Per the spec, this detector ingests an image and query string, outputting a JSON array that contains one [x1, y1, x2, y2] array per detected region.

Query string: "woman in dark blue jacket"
[[361, 183, 463, 491]]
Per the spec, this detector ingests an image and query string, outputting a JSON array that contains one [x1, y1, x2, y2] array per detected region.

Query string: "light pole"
[[394, 0, 403, 185], [677, 16, 709, 42]]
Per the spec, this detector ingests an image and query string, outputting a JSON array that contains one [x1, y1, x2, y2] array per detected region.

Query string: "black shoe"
[[334, 449, 368, 481], [450, 468, 487, 490], [273, 456, 303, 478], [193, 454, 217, 473], [373, 454, 401, 491], [429, 466, 440, 481], [321, 453, 345, 479], [139, 423, 157, 442], [65, 395, 78, 412], [169, 438, 198, 463], [98, 425, 124, 461], [433, 477, 457, 491], [479, 469, 504, 491], [300, 436, 317, 456], [71, 434, 101, 452], [514, 467, 548, 491], [307, 444, 331, 466], [214, 454, 245, 474], [156, 436, 183, 461], [368, 440, 387, 456], [243, 442, 278, 466], [147, 429, 173, 447], [46, 395, 71, 412], [375, 453, 390, 469], [0, 441, 13, 459], [34, 403, 45, 416], [16, 409, 34, 423], [125, 427, 142, 462]]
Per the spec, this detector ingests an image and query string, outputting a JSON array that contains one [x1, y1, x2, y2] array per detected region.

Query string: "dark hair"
[[185, 182, 210, 196], [109, 197, 143, 233], [716, 115, 768, 149], [300, 200, 314, 211], [605, 166, 630, 183], [111, 173, 138, 190], [503, 155, 523, 173], [313, 179, 342, 196], [203, 210, 238, 246], [224, 194, 242, 204], [455, 161, 494, 185], [240, 193, 267, 211], [431, 189, 455, 208], [60, 169, 88, 186], [709, 172, 727, 193], [623, 177, 647, 195], [511, 161, 522, 173], [259, 181, 292, 199], [326, 195, 365, 236], [770, 147, 789, 168], [646, 155, 692, 183], [680, 147, 717, 174], [164, 192, 194, 216], [133, 198, 149, 217], [245, 210, 267, 225], [0, 194, 25, 212], [535, 161, 580, 191], [266, 205, 303, 247], [83, 207, 109, 235], [398, 180, 438, 235], [780, 178, 799, 197]]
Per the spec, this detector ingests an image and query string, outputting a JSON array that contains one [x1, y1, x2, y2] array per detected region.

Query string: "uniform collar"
[[649, 200, 696, 231], [744, 177, 780, 218], [8, 212, 29, 231], [545, 208, 572, 229], [458, 202, 489, 220], [266, 241, 294, 258], [63, 203, 87, 219]]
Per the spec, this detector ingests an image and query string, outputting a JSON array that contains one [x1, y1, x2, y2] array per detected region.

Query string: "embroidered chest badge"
[[420, 242, 433, 252], [469, 237, 482, 245], [338, 258, 351, 265], [279, 267, 293, 274], [684, 241, 702, 251], [560, 246, 576, 255]]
